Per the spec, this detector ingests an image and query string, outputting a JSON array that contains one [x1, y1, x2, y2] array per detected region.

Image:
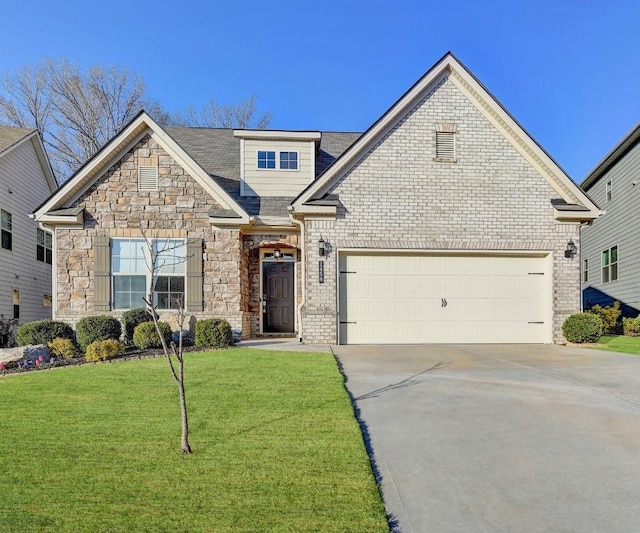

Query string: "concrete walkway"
[[235, 338, 332, 353], [333, 344, 640, 533]]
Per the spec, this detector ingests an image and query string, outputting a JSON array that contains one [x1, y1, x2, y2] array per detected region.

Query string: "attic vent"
[[138, 166, 158, 191], [436, 131, 456, 161]]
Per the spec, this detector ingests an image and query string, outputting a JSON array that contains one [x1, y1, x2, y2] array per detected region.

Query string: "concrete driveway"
[[333, 344, 640, 533]]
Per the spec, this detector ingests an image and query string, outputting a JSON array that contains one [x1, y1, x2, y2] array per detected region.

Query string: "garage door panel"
[[339, 253, 551, 344]]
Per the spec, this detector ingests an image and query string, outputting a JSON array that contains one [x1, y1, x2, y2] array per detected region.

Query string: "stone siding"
[[301, 76, 581, 343], [55, 134, 244, 332]]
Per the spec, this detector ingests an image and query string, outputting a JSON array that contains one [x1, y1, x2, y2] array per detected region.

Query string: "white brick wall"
[[302, 76, 580, 343]]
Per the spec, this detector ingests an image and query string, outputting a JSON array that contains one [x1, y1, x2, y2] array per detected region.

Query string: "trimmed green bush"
[[195, 318, 233, 348], [121, 308, 152, 344], [587, 301, 621, 334], [133, 321, 172, 350], [85, 339, 126, 362], [16, 320, 74, 346], [563, 313, 604, 343], [623, 316, 640, 337], [48, 337, 78, 360], [76, 315, 122, 351]]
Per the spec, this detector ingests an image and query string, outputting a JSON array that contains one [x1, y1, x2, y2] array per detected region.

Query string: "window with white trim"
[[257, 151, 276, 169], [1, 210, 12, 250], [138, 166, 159, 191], [112, 238, 186, 310], [37, 228, 52, 264], [279, 151, 298, 170], [606, 180, 612, 202], [602, 246, 618, 283], [583, 259, 589, 283]]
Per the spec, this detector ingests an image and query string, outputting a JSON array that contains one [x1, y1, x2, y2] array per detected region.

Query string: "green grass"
[[0, 349, 388, 532], [593, 335, 640, 355]]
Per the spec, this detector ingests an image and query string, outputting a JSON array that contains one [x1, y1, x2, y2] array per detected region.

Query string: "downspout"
[[288, 206, 305, 342]]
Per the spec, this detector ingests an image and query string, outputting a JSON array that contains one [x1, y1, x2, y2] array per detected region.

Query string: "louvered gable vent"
[[435, 131, 456, 161], [138, 166, 158, 191]]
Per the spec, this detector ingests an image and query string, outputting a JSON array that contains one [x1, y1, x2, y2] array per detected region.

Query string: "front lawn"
[[593, 335, 640, 355], [0, 348, 388, 532]]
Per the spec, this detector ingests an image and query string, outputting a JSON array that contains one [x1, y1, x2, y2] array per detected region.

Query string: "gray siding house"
[[0, 127, 57, 324], [34, 53, 599, 344], [581, 122, 640, 316]]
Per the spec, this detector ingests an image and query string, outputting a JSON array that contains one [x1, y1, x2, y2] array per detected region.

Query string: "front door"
[[262, 262, 295, 333]]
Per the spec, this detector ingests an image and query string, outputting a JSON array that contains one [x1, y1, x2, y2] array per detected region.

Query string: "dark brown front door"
[[262, 262, 295, 333]]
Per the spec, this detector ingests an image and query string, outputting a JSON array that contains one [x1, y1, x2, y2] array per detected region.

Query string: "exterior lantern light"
[[565, 239, 577, 259], [318, 237, 326, 257], [273, 247, 282, 259]]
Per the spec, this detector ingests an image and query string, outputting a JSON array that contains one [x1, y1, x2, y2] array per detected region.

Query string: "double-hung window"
[[606, 180, 612, 202], [583, 259, 589, 283], [1, 210, 12, 250], [602, 246, 618, 283], [111, 238, 186, 310], [37, 228, 52, 264]]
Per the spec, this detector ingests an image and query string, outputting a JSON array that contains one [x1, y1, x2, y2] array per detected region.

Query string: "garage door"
[[338, 253, 552, 344]]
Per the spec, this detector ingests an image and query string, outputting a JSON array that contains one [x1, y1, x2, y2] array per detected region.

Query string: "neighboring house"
[[580, 122, 640, 317], [0, 127, 57, 324], [33, 52, 599, 344]]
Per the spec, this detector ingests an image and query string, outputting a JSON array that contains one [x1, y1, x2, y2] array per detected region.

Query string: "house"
[[580, 122, 640, 317], [32, 52, 599, 344], [0, 127, 57, 324]]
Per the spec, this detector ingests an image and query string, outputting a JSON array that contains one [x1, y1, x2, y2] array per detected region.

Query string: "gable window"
[[279, 151, 298, 170], [583, 259, 589, 283], [138, 166, 159, 191], [1, 210, 12, 251], [435, 131, 456, 161], [606, 180, 612, 202], [257, 151, 276, 169], [111, 238, 186, 310], [601, 246, 618, 283], [37, 228, 53, 264]]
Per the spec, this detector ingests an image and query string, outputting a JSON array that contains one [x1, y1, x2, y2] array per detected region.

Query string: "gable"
[[293, 53, 599, 222]]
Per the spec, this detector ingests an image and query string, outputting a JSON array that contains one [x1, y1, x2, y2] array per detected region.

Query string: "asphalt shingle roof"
[[0, 126, 34, 155], [166, 127, 361, 217]]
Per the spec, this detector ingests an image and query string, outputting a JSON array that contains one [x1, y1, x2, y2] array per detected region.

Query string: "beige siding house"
[[34, 53, 599, 344], [0, 127, 57, 324]]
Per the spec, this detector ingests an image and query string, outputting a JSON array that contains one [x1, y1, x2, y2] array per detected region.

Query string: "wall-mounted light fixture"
[[273, 247, 282, 259], [565, 239, 577, 259], [318, 237, 326, 257]]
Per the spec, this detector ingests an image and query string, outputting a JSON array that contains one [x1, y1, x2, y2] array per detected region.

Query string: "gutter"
[[287, 206, 305, 342]]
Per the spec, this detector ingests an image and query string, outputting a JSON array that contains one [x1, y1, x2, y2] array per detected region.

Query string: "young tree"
[[140, 233, 192, 454]]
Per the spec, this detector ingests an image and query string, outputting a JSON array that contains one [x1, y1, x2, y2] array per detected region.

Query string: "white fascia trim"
[[37, 213, 84, 225], [553, 208, 597, 223], [234, 130, 321, 141], [446, 62, 600, 217], [209, 216, 251, 228], [294, 205, 337, 216], [293, 62, 451, 208]]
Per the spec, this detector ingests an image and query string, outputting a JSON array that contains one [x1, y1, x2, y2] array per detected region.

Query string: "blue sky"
[[2, 0, 639, 181]]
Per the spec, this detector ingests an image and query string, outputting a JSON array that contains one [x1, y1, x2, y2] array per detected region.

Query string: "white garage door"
[[338, 253, 552, 344]]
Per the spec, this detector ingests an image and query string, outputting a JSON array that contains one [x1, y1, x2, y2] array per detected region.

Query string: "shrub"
[[195, 318, 233, 348], [85, 339, 126, 362], [76, 315, 122, 351], [623, 316, 640, 337], [48, 337, 78, 360], [16, 320, 74, 346], [121, 308, 153, 344], [563, 313, 604, 343], [133, 321, 172, 350], [587, 301, 621, 334]]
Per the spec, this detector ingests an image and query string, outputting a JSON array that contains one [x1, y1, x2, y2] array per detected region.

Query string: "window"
[[436, 131, 456, 161], [43, 294, 52, 307], [138, 166, 159, 191], [602, 246, 618, 283], [111, 238, 186, 310], [1, 210, 12, 250], [257, 151, 276, 169], [12, 289, 19, 319], [279, 151, 298, 170], [606, 180, 612, 202], [37, 228, 53, 264], [583, 259, 589, 283]]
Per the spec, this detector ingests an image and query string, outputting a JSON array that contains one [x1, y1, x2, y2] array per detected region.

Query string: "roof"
[[292, 51, 600, 222], [166, 127, 360, 216], [0, 126, 36, 157], [581, 121, 640, 191]]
